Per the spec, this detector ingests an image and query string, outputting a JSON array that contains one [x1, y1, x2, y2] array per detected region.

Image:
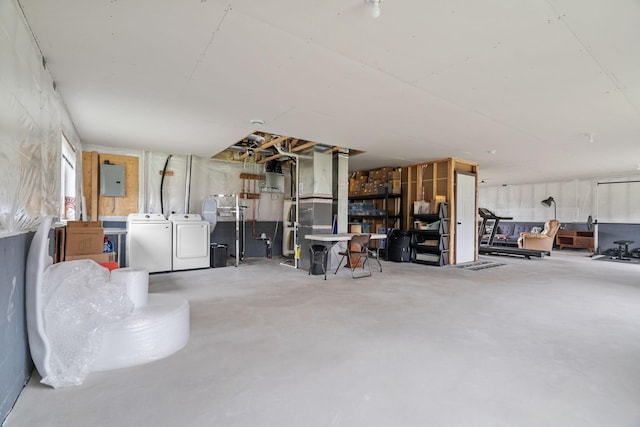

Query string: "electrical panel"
[[100, 163, 126, 197]]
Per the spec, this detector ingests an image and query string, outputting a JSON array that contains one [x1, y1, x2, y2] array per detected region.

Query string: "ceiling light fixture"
[[250, 119, 265, 126], [366, 0, 382, 19], [587, 132, 595, 143]]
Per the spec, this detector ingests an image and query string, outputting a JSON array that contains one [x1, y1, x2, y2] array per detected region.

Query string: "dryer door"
[[175, 222, 209, 259]]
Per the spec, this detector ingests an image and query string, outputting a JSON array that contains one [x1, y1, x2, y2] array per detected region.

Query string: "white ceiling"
[[18, 0, 640, 185]]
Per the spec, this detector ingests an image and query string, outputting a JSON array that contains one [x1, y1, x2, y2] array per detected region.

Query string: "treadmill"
[[478, 208, 549, 259]]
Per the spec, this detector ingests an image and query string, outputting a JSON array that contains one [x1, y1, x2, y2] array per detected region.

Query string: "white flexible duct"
[[274, 143, 300, 269]]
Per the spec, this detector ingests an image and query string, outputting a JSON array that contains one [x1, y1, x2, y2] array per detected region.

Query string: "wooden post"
[[90, 151, 99, 220]]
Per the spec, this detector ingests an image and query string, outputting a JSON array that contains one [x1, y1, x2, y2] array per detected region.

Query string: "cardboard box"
[[389, 171, 401, 181], [54, 227, 65, 263], [389, 179, 401, 194], [65, 252, 115, 263], [66, 226, 104, 255], [368, 170, 381, 181], [430, 195, 447, 214], [66, 220, 103, 228]]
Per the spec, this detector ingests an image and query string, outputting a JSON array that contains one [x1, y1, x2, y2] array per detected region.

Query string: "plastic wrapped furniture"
[[26, 217, 190, 388]]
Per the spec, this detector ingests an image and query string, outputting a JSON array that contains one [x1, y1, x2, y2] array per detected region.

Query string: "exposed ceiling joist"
[[290, 141, 316, 153], [257, 152, 283, 164]]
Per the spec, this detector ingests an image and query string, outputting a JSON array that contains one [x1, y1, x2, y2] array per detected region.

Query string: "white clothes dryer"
[[169, 214, 210, 271], [126, 214, 172, 273]]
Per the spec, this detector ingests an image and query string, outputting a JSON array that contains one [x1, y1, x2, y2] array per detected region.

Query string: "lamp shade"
[[540, 197, 555, 207], [541, 196, 557, 219]]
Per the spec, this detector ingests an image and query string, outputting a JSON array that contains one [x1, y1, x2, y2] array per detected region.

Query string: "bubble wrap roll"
[[111, 267, 149, 308], [92, 294, 190, 372]]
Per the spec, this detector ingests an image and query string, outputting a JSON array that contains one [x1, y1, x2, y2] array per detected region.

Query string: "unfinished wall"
[[82, 152, 139, 220], [479, 175, 640, 253], [82, 145, 287, 223], [0, 0, 82, 422], [479, 174, 640, 224], [479, 179, 594, 223]]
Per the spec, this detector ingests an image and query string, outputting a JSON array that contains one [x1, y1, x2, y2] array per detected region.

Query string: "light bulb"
[[371, 0, 381, 18]]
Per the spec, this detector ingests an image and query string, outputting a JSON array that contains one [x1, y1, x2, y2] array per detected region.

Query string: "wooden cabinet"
[[556, 230, 594, 252], [410, 202, 449, 266]]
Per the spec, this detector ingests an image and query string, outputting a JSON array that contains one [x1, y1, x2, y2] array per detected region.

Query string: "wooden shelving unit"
[[348, 190, 402, 231], [402, 158, 478, 265]]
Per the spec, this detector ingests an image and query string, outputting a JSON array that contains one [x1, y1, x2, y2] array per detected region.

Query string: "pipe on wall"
[[160, 154, 172, 216], [184, 155, 192, 214]]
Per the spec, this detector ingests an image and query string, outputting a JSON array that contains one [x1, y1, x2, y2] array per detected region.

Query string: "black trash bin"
[[210, 243, 228, 268], [309, 244, 328, 278]]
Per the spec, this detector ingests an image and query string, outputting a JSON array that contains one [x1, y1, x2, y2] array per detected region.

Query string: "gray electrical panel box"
[[100, 163, 126, 197]]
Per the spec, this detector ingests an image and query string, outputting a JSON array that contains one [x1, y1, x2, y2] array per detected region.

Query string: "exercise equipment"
[[478, 208, 549, 259]]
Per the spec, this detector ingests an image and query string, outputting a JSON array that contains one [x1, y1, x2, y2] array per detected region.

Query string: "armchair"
[[517, 219, 561, 252]]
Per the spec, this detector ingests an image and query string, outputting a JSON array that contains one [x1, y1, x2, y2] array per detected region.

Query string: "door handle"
[[457, 222, 462, 225]]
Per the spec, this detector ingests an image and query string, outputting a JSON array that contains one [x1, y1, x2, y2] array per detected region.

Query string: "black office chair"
[[334, 234, 372, 279]]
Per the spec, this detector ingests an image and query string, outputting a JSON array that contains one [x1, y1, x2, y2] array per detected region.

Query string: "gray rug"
[[456, 260, 506, 271]]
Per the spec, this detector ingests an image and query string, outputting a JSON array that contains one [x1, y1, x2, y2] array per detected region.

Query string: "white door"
[[455, 172, 477, 264]]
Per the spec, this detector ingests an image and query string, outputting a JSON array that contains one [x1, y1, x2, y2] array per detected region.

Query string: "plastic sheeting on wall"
[[596, 175, 640, 223], [479, 179, 595, 223], [84, 145, 289, 222], [143, 152, 286, 221], [0, 0, 82, 235]]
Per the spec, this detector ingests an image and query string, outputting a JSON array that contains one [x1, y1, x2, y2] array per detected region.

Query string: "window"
[[60, 132, 77, 221]]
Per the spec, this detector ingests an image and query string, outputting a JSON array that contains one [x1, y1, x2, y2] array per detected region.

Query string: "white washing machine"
[[169, 214, 210, 271], [126, 214, 172, 273]]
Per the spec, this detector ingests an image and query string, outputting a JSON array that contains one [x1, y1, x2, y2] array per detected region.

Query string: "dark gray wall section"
[[211, 221, 283, 259], [0, 232, 33, 422], [597, 223, 640, 254], [500, 221, 640, 254], [104, 220, 285, 267]]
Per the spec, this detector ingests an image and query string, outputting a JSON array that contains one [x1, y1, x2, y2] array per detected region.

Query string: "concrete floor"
[[5, 251, 640, 427]]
